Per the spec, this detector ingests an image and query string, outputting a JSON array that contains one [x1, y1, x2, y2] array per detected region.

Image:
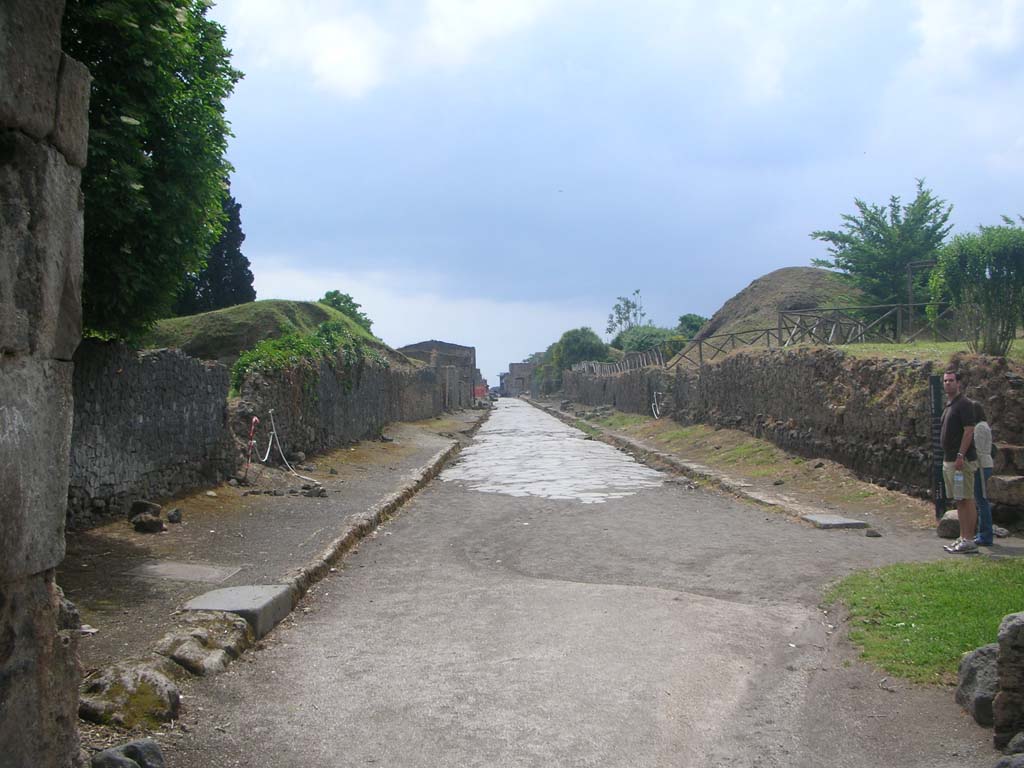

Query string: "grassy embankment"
[[144, 299, 403, 395], [144, 299, 379, 365]]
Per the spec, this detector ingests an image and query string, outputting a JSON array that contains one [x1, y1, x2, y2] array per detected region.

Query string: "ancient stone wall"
[[563, 367, 669, 415], [563, 348, 1024, 500], [67, 340, 238, 528], [0, 1, 90, 764], [236, 358, 443, 460]]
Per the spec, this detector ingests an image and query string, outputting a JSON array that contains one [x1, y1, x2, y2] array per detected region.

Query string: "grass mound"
[[142, 300, 379, 367], [697, 266, 862, 340]]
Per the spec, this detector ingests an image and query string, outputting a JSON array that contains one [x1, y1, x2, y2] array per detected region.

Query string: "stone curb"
[[524, 398, 832, 523], [244, 406, 493, 629], [285, 438, 465, 600]]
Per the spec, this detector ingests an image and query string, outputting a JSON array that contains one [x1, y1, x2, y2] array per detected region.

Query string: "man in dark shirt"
[[940, 370, 978, 553]]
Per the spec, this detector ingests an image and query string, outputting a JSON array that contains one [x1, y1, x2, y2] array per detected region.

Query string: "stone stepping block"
[[184, 585, 295, 639], [801, 513, 868, 529]]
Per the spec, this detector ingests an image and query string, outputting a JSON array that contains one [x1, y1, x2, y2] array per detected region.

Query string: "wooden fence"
[[569, 303, 963, 376]]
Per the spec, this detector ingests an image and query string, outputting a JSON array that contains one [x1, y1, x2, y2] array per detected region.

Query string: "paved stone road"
[[163, 400, 993, 767]]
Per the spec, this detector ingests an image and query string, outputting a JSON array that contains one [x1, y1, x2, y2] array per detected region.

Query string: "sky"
[[208, 0, 1024, 384]]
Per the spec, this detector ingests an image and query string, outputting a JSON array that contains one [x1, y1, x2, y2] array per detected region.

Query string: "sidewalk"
[[59, 410, 488, 680]]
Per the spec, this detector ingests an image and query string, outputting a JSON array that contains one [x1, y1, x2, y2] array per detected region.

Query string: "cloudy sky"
[[209, 0, 1023, 383]]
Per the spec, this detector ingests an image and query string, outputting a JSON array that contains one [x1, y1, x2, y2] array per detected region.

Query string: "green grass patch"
[[656, 425, 703, 444], [574, 420, 601, 437], [596, 412, 650, 429], [837, 340, 1024, 365], [716, 441, 782, 466], [827, 559, 1024, 684]]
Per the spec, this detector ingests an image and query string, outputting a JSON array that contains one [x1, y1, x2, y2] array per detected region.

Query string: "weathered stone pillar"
[[1, 1, 90, 765]]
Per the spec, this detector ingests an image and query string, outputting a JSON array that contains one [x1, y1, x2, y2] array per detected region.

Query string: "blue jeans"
[[975, 466, 994, 544]]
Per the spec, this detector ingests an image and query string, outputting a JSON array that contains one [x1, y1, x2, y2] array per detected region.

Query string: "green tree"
[[811, 180, 953, 305], [63, 0, 242, 338], [929, 218, 1024, 356], [173, 189, 255, 315], [529, 328, 610, 394], [606, 290, 646, 336], [319, 290, 373, 333], [676, 313, 707, 338], [559, 327, 609, 368], [613, 325, 676, 352]]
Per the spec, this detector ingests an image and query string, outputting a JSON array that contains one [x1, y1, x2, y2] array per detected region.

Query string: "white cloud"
[[252, 262, 606, 383], [212, 0, 553, 99], [414, 0, 553, 67], [212, 1, 391, 98], [870, 0, 1024, 173], [304, 16, 391, 98], [909, 0, 1022, 80]]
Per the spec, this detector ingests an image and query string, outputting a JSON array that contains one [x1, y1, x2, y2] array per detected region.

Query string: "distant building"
[[503, 362, 536, 396], [397, 340, 478, 409]]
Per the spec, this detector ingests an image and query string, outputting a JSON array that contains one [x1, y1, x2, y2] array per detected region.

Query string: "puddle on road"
[[441, 399, 662, 503]]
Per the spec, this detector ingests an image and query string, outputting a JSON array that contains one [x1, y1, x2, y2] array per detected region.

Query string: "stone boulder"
[[1006, 732, 1024, 754], [128, 500, 161, 518], [91, 739, 165, 768], [936, 510, 960, 539], [78, 660, 180, 728], [154, 611, 253, 676], [996, 613, 1024, 749], [130, 513, 165, 533], [956, 643, 999, 726], [994, 756, 1024, 768]]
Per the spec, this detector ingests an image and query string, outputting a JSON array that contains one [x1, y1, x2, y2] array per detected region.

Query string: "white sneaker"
[[948, 538, 978, 554]]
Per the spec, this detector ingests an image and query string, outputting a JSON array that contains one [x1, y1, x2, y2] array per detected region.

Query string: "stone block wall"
[[235, 358, 443, 460], [67, 340, 238, 528], [673, 349, 936, 494], [563, 367, 669, 415], [0, 0, 89, 764], [563, 348, 1024, 500]]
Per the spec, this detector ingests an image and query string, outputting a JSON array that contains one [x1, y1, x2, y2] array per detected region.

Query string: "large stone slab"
[[800, 513, 868, 530], [0, 357, 73, 578], [0, 0, 62, 139], [0, 130, 83, 360], [49, 53, 91, 169], [0, 573, 80, 766], [185, 585, 296, 639], [989, 475, 1024, 507], [127, 561, 240, 584]]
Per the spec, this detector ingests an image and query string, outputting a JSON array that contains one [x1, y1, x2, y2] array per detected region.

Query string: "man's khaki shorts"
[[943, 460, 978, 501]]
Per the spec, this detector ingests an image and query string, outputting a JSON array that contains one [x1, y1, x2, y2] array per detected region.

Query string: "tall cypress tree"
[[174, 191, 256, 315]]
